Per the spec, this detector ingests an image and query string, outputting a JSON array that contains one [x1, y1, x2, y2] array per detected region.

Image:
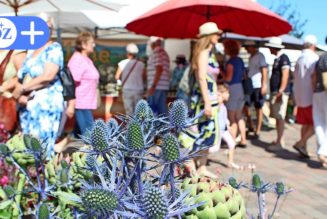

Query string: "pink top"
[[68, 52, 99, 110]]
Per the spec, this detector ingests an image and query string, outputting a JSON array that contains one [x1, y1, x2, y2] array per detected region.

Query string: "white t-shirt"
[[118, 58, 145, 91], [293, 49, 319, 107], [248, 52, 267, 89]]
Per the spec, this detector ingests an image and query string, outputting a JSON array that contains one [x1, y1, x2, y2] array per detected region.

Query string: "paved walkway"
[[207, 123, 327, 219]]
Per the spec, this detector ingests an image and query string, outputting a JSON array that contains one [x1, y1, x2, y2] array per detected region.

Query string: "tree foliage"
[[269, 0, 307, 38]]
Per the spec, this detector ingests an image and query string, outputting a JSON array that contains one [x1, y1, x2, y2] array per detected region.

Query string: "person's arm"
[[13, 62, 60, 99], [115, 66, 123, 81], [66, 99, 75, 118], [148, 65, 163, 96], [261, 66, 268, 95], [311, 69, 317, 92], [277, 66, 290, 97], [197, 50, 212, 118], [224, 63, 234, 82]]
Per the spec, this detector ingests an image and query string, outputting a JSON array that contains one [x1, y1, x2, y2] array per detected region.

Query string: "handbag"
[[0, 50, 17, 132], [58, 66, 76, 101]]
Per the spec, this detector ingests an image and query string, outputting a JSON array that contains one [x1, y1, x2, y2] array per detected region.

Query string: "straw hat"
[[126, 43, 139, 54], [198, 22, 223, 38], [264, 37, 285, 49]]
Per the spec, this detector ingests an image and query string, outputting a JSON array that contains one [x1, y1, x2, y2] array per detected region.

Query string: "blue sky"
[[258, 0, 326, 45]]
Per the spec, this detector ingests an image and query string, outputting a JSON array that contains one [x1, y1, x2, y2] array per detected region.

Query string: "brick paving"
[[207, 123, 327, 219]]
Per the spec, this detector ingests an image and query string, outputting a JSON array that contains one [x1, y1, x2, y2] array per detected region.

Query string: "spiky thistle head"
[[143, 186, 168, 219], [91, 120, 109, 152], [127, 121, 144, 150], [81, 189, 118, 216], [162, 134, 180, 162], [38, 203, 50, 219], [169, 100, 188, 128], [275, 182, 285, 196], [252, 174, 262, 191], [134, 99, 151, 120]]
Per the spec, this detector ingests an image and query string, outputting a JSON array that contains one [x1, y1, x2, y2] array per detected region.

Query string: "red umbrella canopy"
[[126, 0, 292, 38]]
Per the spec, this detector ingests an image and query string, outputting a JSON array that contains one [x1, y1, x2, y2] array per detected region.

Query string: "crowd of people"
[[0, 17, 327, 172]]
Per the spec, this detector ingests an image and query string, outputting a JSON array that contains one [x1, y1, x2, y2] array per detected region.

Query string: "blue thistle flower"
[[169, 100, 188, 128], [127, 121, 144, 150], [134, 99, 152, 120], [162, 134, 180, 162], [143, 186, 169, 219], [90, 120, 109, 152], [81, 189, 118, 216]]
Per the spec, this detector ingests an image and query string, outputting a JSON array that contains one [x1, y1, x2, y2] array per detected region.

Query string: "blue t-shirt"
[[226, 56, 245, 85]]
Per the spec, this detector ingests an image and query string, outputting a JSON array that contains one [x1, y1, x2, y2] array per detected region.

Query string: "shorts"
[[245, 88, 264, 109], [270, 93, 289, 120], [296, 106, 313, 125]]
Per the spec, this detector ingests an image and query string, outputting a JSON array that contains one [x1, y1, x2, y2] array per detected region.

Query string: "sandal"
[[293, 145, 310, 159]]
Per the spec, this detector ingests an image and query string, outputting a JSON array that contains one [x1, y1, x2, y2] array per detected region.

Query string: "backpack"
[[178, 66, 196, 95], [58, 67, 75, 101], [316, 52, 327, 91]]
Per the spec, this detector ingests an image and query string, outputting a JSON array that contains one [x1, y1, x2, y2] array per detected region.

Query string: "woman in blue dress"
[[12, 15, 64, 154]]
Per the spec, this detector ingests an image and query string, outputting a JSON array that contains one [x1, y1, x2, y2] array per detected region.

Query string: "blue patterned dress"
[[17, 42, 64, 152]]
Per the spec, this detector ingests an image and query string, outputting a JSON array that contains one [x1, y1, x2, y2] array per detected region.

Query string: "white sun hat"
[[198, 22, 223, 38], [126, 43, 139, 54], [264, 37, 285, 49]]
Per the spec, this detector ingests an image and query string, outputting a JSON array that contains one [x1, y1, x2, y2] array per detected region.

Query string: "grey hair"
[[303, 42, 314, 49]]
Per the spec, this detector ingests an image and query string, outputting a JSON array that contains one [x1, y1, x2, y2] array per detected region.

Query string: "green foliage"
[[269, 0, 307, 38]]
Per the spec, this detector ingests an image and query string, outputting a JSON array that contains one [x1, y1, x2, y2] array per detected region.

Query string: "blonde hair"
[[191, 35, 212, 71], [217, 83, 229, 93]]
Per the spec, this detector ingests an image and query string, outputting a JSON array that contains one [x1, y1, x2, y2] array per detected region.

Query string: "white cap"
[[149, 36, 163, 43], [126, 43, 139, 54], [198, 22, 222, 38], [304, 34, 317, 45], [264, 37, 285, 49]]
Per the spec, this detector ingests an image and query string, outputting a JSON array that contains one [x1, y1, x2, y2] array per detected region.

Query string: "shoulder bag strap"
[[122, 60, 138, 87], [0, 50, 14, 84]]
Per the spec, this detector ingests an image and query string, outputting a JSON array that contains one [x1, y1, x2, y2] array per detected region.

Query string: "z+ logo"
[[0, 16, 50, 50]]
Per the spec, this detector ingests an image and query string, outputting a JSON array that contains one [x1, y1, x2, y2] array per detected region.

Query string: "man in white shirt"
[[292, 35, 319, 157], [243, 40, 268, 138]]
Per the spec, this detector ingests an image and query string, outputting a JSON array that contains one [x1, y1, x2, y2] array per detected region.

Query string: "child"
[[217, 84, 241, 169]]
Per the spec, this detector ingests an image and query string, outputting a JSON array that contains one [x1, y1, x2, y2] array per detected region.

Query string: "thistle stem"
[[169, 164, 176, 201], [137, 160, 143, 194], [269, 196, 280, 219], [257, 192, 266, 219], [119, 160, 140, 198]]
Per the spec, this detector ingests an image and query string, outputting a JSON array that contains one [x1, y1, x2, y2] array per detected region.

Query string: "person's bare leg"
[[236, 111, 247, 145], [296, 125, 314, 146], [256, 108, 263, 135], [276, 119, 285, 146], [244, 106, 254, 131], [228, 111, 238, 139], [197, 150, 218, 179]]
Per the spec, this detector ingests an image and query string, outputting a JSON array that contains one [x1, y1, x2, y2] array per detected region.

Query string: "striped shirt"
[[147, 46, 170, 90]]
